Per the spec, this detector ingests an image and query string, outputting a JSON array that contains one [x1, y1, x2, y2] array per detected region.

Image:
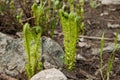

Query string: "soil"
[[0, 1, 120, 80], [78, 2, 120, 80]]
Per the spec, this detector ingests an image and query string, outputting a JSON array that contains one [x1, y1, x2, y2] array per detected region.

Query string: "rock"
[[100, 11, 109, 16], [76, 54, 86, 61], [91, 43, 120, 55], [0, 32, 64, 78], [92, 48, 99, 55], [79, 37, 84, 42], [43, 61, 57, 69], [30, 68, 67, 80], [42, 36, 64, 67], [0, 33, 26, 77], [107, 23, 120, 28], [99, 0, 120, 5], [78, 42, 91, 48], [113, 32, 120, 40]]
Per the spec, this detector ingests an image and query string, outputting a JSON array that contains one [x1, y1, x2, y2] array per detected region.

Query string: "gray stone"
[[30, 68, 67, 80], [76, 54, 86, 61], [43, 61, 58, 69], [0, 33, 26, 77], [99, 0, 120, 5], [107, 23, 120, 28], [41, 36, 64, 67], [0, 32, 64, 77], [91, 43, 120, 55]]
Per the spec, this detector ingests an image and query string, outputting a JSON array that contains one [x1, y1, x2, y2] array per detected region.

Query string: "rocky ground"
[[0, 0, 120, 80]]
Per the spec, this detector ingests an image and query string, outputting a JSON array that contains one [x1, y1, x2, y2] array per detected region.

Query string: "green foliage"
[[16, 11, 23, 25], [106, 33, 119, 80], [99, 32, 105, 80], [32, 0, 55, 36], [90, 0, 100, 9], [99, 32, 119, 80], [59, 9, 80, 70], [0, 0, 7, 14], [0, 0, 22, 28], [52, 0, 60, 7], [23, 23, 42, 79], [31, 1, 47, 26], [10, 1, 15, 10], [50, 0, 60, 37], [75, 0, 84, 35], [31, 0, 47, 35], [59, 0, 84, 70], [31, 0, 61, 37], [79, 0, 84, 36], [68, 0, 74, 12]]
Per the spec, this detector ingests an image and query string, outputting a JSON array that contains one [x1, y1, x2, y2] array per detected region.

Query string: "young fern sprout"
[[10, 1, 15, 15], [16, 11, 23, 25], [59, 9, 80, 70], [23, 23, 42, 79], [32, 0, 55, 36], [49, 0, 60, 37], [79, 0, 84, 36], [59, 0, 84, 70], [68, 0, 74, 12], [76, 0, 84, 36], [22, 1, 49, 78], [31, 1, 44, 26], [23, 23, 32, 78]]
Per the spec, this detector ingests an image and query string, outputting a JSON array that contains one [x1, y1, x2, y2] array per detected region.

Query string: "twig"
[[22, 16, 57, 23], [99, 18, 120, 22], [85, 17, 120, 22], [78, 68, 97, 79], [22, 16, 35, 23], [79, 35, 120, 42]]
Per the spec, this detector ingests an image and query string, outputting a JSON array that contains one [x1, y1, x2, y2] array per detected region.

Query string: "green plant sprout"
[[68, 0, 74, 12], [59, 9, 80, 70], [32, 0, 56, 36], [0, 0, 7, 14], [49, 0, 60, 37], [10, 1, 15, 10], [10, 0, 15, 17], [31, 0, 47, 26], [32, 0, 60, 37], [16, 11, 23, 25], [79, 0, 84, 36], [59, 0, 84, 70], [74, 0, 84, 36], [99, 32, 119, 80], [90, 0, 100, 9], [23, 23, 42, 79], [100, 32, 105, 80], [106, 32, 119, 80]]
